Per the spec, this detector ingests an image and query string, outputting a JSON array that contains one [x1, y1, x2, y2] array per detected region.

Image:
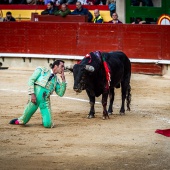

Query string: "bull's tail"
[[126, 84, 131, 111]]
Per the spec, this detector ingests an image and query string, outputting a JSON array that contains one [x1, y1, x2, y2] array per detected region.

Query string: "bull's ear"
[[85, 65, 95, 72], [65, 65, 74, 72]]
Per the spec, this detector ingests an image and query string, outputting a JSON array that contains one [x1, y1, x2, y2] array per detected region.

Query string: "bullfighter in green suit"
[[9, 60, 66, 128]]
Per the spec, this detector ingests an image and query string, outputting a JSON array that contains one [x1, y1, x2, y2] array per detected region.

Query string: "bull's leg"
[[108, 88, 115, 115], [102, 90, 109, 120], [88, 100, 95, 118], [120, 80, 129, 115], [86, 90, 95, 119], [120, 90, 125, 114], [120, 73, 131, 115], [120, 81, 126, 115], [126, 84, 131, 111]]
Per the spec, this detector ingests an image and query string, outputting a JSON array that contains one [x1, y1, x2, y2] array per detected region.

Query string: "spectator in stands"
[[131, 0, 153, 6], [55, 0, 65, 5], [86, 0, 106, 5], [66, 0, 77, 4], [3, 11, 16, 22], [2, 0, 27, 3], [77, 0, 87, 4], [55, 0, 63, 5], [94, 0, 106, 5], [108, 12, 122, 24], [0, 8, 3, 22], [71, 1, 93, 22], [56, 0, 77, 5], [86, 0, 94, 5], [131, 0, 140, 6], [19, 0, 27, 4], [41, 1, 58, 15], [34, 0, 43, 4], [106, 0, 116, 17], [93, 9, 103, 23], [0, 0, 8, 4], [0, 12, 3, 22], [44, 0, 52, 4], [143, 0, 153, 6], [54, 3, 71, 17], [131, 17, 150, 24]]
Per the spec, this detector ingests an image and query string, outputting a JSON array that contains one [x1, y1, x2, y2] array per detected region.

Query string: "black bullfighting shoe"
[[9, 118, 19, 125]]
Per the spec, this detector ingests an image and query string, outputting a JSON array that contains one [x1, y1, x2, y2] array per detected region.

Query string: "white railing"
[[1, 53, 170, 65]]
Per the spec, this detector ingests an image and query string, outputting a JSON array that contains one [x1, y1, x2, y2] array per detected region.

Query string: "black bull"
[[68, 51, 131, 119]]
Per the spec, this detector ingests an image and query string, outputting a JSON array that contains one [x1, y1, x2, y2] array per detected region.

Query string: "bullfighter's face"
[[53, 62, 65, 75]]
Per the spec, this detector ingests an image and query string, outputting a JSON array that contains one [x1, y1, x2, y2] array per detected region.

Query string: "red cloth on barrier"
[[155, 129, 170, 137]]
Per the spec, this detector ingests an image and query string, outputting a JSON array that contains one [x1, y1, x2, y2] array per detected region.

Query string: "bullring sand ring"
[[0, 69, 170, 170]]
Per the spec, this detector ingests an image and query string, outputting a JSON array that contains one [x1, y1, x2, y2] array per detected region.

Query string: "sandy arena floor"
[[0, 68, 170, 170]]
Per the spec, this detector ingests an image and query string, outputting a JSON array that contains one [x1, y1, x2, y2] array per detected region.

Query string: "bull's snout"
[[73, 88, 82, 93], [73, 83, 83, 93]]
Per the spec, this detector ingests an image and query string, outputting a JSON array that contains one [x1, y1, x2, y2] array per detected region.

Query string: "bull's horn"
[[85, 65, 95, 72]]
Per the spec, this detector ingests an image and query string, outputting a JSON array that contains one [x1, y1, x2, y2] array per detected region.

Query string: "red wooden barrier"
[[0, 22, 170, 59], [0, 22, 170, 74], [131, 63, 162, 75], [31, 13, 88, 22]]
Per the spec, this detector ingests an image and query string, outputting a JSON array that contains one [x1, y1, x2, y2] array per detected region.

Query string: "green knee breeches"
[[18, 85, 52, 128]]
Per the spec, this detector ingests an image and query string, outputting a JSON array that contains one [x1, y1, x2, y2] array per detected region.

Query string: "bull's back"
[[109, 51, 131, 74], [104, 51, 131, 86]]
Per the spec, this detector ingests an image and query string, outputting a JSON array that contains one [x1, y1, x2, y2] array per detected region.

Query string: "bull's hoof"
[[120, 112, 125, 116], [127, 108, 130, 111], [87, 114, 95, 119], [108, 112, 113, 115], [102, 115, 110, 120]]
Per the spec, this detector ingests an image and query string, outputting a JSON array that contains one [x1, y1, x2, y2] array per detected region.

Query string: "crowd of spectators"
[[0, 0, 107, 4], [0, 0, 27, 3], [40, 1, 119, 23], [0, 0, 153, 6], [0, 0, 154, 24]]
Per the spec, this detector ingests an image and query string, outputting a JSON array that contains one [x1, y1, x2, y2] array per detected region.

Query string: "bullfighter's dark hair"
[[51, 60, 65, 68]]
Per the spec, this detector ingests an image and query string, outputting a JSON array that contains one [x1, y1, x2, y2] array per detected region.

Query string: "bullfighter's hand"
[[60, 71, 66, 82], [31, 93, 37, 104]]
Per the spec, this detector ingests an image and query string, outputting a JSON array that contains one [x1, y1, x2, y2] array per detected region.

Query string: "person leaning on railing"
[[131, 17, 151, 24]]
